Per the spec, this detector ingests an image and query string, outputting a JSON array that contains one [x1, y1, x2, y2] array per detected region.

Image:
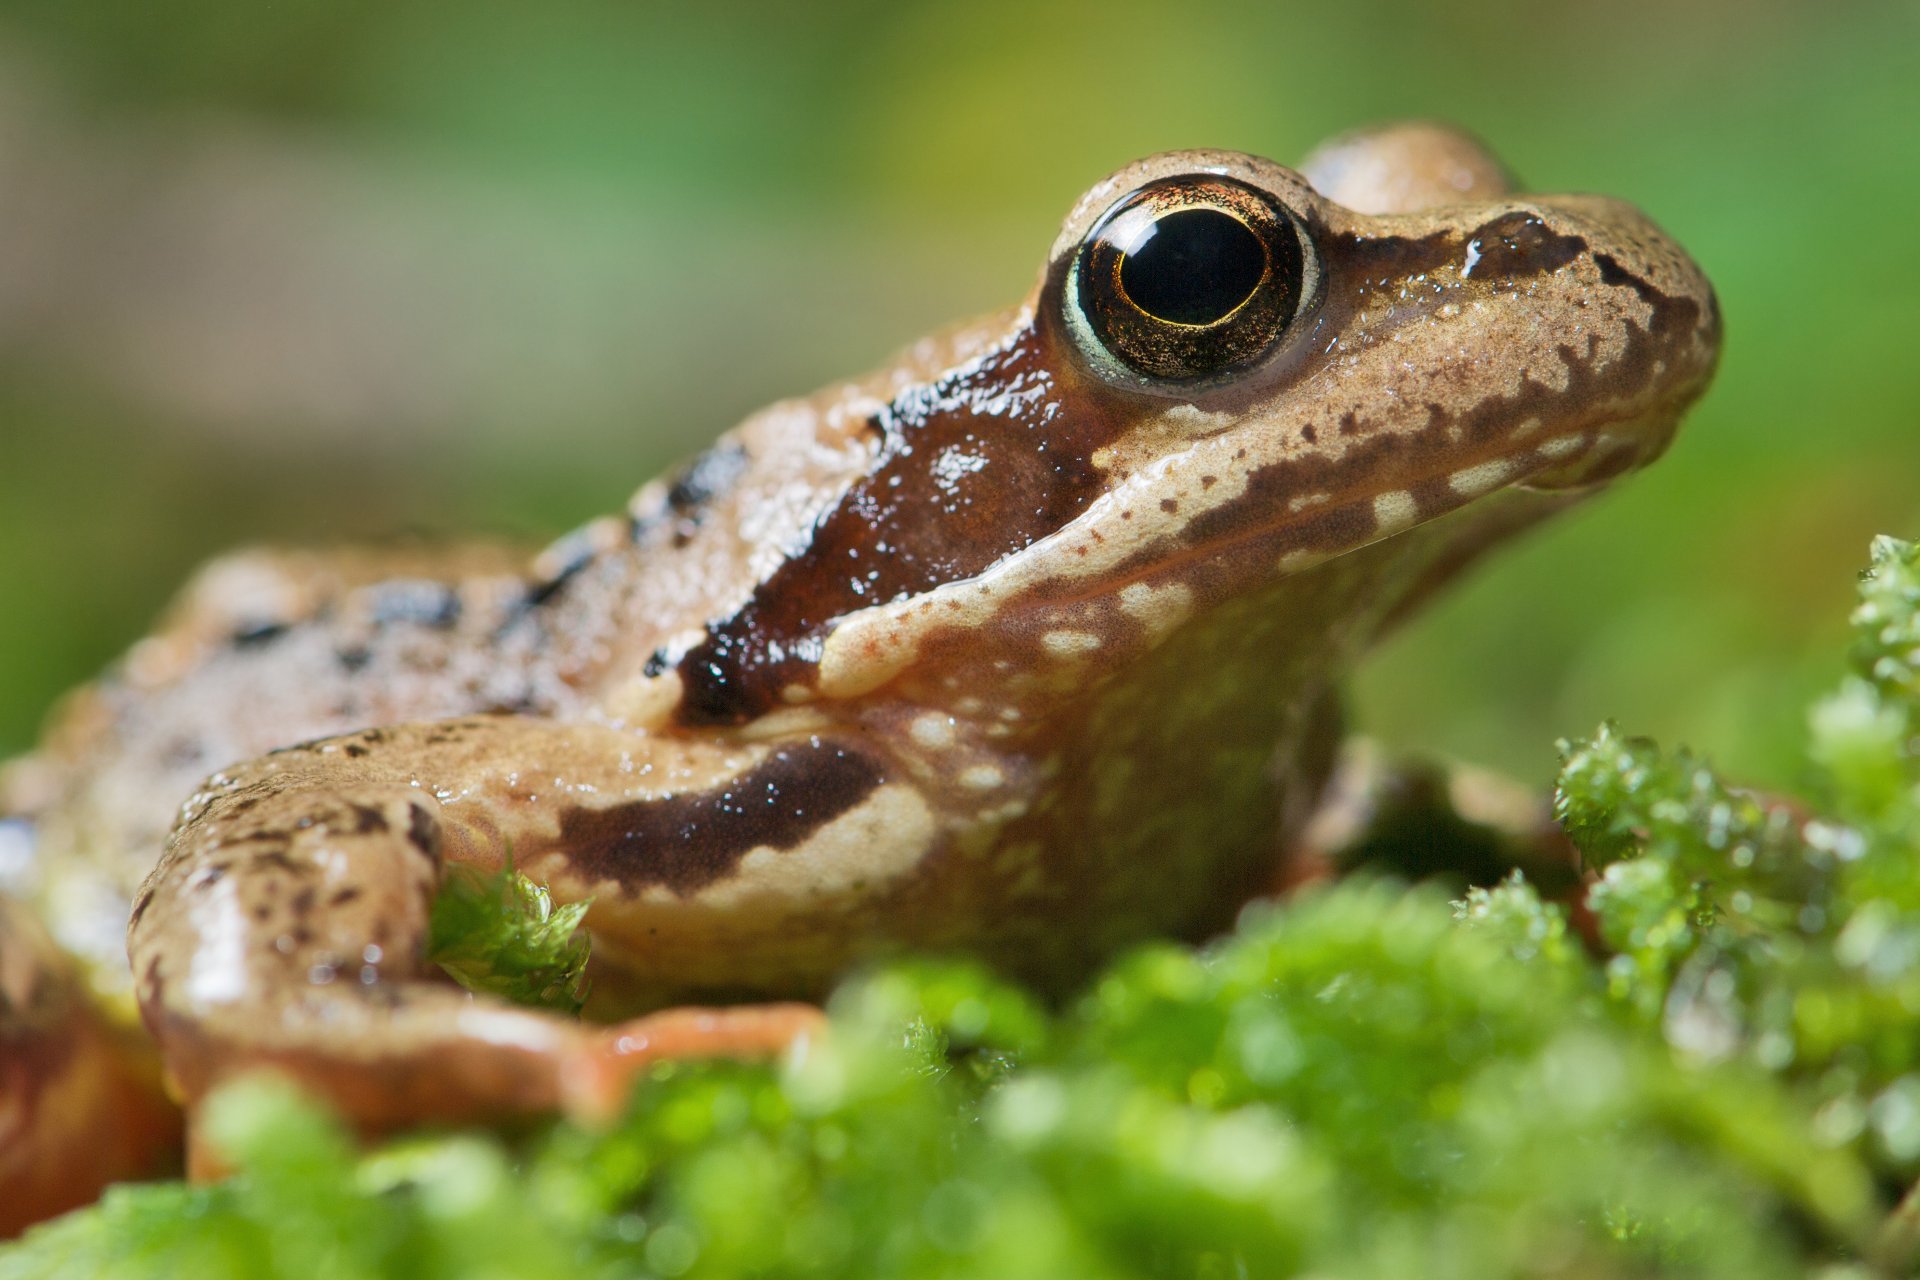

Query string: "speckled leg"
[[129, 715, 823, 1140]]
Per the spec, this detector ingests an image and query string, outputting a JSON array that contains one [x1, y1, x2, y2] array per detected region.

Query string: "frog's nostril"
[[1458, 211, 1585, 281]]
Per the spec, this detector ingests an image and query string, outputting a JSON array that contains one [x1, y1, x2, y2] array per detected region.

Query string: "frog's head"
[[671, 126, 1719, 726], [1040, 128, 1718, 512]]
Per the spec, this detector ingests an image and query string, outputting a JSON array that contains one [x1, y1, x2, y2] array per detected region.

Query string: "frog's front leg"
[[130, 715, 824, 1141]]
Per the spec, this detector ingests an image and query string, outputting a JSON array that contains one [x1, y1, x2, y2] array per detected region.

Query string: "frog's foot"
[[0, 894, 182, 1236], [1282, 741, 1584, 896], [564, 1002, 828, 1124], [131, 716, 841, 1152], [182, 1002, 826, 1181]]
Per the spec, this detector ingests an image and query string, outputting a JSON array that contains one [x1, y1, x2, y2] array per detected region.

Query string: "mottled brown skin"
[[0, 897, 180, 1231], [0, 124, 1719, 1208]]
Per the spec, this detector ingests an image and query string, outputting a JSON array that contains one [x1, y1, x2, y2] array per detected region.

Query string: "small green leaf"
[[427, 858, 591, 1015]]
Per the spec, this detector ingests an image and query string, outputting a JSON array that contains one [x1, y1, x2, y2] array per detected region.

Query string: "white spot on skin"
[[1287, 492, 1330, 513], [456, 1005, 572, 1053], [1041, 630, 1102, 658], [910, 713, 957, 751], [931, 446, 989, 490], [1538, 434, 1586, 460], [959, 764, 1006, 791], [0, 819, 36, 891], [182, 876, 251, 1006], [1160, 403, 1230, 434], [1372, 489, 1418, 533], [737, 707, 834, 741], [1117, 581, 1195, 641], [605, 673, 683, 729], [1447, 458, 1516, 497]]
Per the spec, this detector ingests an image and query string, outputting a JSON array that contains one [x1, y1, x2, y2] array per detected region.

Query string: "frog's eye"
[[1067, 176, 1313, 384]]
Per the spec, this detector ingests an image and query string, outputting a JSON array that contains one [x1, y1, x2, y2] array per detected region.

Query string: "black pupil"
[[1119, 208, 1268, 326]]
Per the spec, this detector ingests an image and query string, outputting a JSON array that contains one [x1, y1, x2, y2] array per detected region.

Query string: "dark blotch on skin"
[[527, 527, 600, 607], [247, 848, 303, 875], [558, 737, 885, 893], [1329, 214, 1582, 310], [667, 442, 750, 515], [364, 580, 462, 629], [406, 804, 441, 861], [1592, 250, 1686, 315], [674, 328, 1130, 725], [1464, 212, 1586, 279], [344, 803, 389, 836], [231, 620, 289, 648]]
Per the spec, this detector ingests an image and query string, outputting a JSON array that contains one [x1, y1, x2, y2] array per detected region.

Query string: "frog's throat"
[[909, 490, 1564, 988]]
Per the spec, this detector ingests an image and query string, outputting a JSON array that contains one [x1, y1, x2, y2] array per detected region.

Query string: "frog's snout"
[[1485, 196, 1720, 490], [1541, 194, 1722, 395]]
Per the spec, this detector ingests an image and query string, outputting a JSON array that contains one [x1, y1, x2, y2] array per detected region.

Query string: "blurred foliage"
[[13, 535, 1920, 1275], [0, 0, 1915, 789]]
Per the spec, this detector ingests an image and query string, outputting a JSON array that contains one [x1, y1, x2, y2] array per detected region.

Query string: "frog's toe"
[[562, 1002, 827, 1125]]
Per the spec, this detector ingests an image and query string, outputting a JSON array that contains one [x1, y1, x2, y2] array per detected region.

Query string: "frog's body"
[[0, 125, 1718, 1202]]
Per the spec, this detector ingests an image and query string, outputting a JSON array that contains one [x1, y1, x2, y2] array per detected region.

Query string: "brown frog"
[[0, 123, 1719, 1208]]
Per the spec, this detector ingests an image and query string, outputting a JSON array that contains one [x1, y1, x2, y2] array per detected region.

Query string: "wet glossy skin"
[[0, 125, 1718, 1160]]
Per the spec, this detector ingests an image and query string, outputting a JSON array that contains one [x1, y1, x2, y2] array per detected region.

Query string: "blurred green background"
[[0, 0, 1915, 793]]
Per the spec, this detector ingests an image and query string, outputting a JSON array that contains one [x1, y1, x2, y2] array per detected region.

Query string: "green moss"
[[426, 858, 591, 1016], [13, 540, 1920, 1277]]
